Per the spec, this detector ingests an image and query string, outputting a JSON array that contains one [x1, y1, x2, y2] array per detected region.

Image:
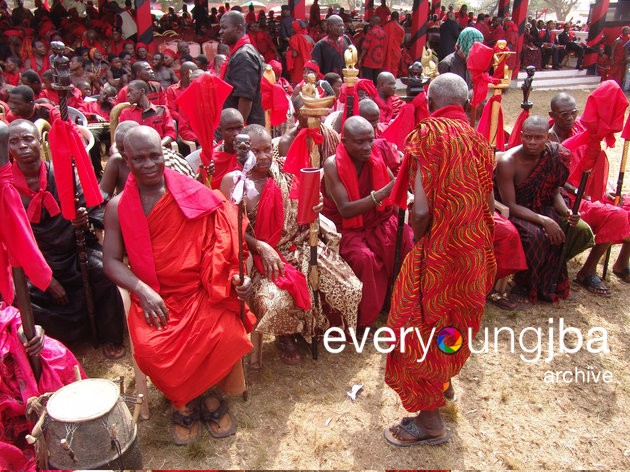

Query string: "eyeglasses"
[[556, 109, 578, 120]]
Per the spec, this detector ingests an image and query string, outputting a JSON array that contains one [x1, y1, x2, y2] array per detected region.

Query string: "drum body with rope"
[[44, 378, 142, 469]]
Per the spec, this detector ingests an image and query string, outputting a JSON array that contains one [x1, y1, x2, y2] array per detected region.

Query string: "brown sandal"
[[487, 291, 518, 311], [171, 406, 201, 445]]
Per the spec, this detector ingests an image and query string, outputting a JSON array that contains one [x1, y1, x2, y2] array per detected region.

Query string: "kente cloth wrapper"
[[253, 178, 312, 311], [0, 163, 52, 304], [10, 160, 60, 224], [219, 35, 252, 80], [297, 168, 320, 224], [391, 105, 469, 208], [48, 120, 103, 220], [0, 303, 86, 456], [335, 141, 392, 229], [119, 167, 225, 294], [507, 109, 529, 149], [284, 127, 324, 198], [261, 75, 290, 126], [380, 92, 429, 151], [476, 94, 505, 151], [467, 41, 500, 107], [230, 151, 258, 205], [175, 73, 233, 185]]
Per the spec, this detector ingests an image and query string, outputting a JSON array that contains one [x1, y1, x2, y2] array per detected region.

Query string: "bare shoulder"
[[105, 193, 122, 221], [322, 155, 337, 174], [495, 147, 518, 168]]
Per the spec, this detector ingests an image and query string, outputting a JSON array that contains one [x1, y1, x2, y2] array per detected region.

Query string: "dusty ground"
[[74, 87, 630, 469]]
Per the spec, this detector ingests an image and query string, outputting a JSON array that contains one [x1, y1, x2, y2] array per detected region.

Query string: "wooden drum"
[[45, 378, 142, 469]]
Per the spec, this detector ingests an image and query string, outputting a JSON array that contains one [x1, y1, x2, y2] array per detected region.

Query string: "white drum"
[[45, 378, 142, 469]]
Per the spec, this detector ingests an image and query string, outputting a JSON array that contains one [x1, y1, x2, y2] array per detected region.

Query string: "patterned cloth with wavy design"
[[385, 112, 496, 412]]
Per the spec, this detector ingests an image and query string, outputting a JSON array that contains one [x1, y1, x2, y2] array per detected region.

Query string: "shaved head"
[[180, 61, 198, 79], [343, 115, 373, 137], [377, 71, 395, 87], [124, 126, 162, 157], [220, 108, 244, 127], [427, 73, 468, 111], [114, 120, 139, 150], [522, 115, 549, 133], [550, 92, 576, 112], [222, 10, 245, 26]]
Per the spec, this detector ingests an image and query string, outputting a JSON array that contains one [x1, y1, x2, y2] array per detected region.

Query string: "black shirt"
[[223, 43, 265, 126]]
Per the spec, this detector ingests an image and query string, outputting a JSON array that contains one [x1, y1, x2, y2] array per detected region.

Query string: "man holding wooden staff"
[[103, 126, 254, 445]]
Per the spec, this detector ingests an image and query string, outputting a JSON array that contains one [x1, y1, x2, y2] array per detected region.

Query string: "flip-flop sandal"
[[171, 408, 201, 446], [574, 274, 610, 295], [102, 343, 126, 360], [612, 267, 630, 284], [383, 417, 451, 447], [200, 396, 237, 439], [487, 291, 518, 311]]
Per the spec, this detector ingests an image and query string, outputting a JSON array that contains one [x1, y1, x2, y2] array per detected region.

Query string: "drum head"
[[47, 379, 120, 422]]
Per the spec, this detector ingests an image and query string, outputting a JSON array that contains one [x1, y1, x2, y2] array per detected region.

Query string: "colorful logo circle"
[[437, 327, 464, 354]]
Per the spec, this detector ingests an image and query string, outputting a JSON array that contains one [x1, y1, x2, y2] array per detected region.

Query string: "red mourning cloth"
[[287, 34, 314, 84], [252, 179, 312, 311], [11, 161, 60, 223], [261, 75, 290, 126], [211, 146, 239, 189], [507, 109, 529, 149], [284, 127, 324, 198], [467, 42, 500, 107], [0, 303, 85, 458], [0, 442, 35, 472], [563, 81, 628, 198], [335, 141, 391, 229], [0, 163, 52, 303], [175, 73, 233, 185], [380, 92, 429, 151], [476, 94, 505, 151], [339, 79, 378, 124], [119, 168, 224, 293], [48, 120, 103, 220], [304, 60, 323, 79], [391, 105, 469, 208], [219, 35, 251, 80]]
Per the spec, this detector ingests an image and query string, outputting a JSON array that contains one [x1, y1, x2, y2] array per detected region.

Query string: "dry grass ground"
[[74, 87, 630, 469]]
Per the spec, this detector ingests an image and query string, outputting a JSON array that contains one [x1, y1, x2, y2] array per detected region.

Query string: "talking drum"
[[45, 378, 143, 469]]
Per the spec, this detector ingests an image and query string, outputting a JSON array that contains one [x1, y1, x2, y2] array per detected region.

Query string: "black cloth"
[[223, 43, 265, 126], [18, 162, 124, 346], [438, 18, 459, 60], [311, 35, 352, 75]]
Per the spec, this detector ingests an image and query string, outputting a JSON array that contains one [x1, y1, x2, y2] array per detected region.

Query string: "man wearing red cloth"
[[103, 126, 254, 445], [358, 99, 401, 173], [6, 85, 60, 124], [496, 115, 592, 303], [323, 116, 413, 328], [287, 21, 315, 86], [119, 80, 176, 148], [382, 11, 404, 75], [374, 0, 391, 25], [166, 61, 199, 153], [115, 61, 167, 107], [610, 27, 630, 86], [23, 40, 50, 79], [384, 73, 496, 447], [8, 119, 126, 359], [311, 15, 353, 75], [375, 71, 403, 124], [247, 21, 279, 64], [359, 16, 386, 83], [548, 92, 630, 289]]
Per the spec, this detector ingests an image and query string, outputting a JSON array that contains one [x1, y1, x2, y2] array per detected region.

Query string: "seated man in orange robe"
[[103, 126, 254, 446], [323, 116, 414, 328]]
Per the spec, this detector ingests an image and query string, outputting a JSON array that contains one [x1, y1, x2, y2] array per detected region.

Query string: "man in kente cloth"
[[323, 116, 413, 329], [548, 91, 630, 291], [8, 120, 126, 359], [103, 126, 254, 445], [495, 115, 593, 303], [383, 73, 496, 447], [220, 125, 361, 365]]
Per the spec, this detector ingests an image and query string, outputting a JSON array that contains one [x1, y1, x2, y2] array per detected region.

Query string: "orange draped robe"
[[126, 191, 253, 408]]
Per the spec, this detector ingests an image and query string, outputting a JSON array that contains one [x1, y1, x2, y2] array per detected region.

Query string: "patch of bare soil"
[[74, 87, 630, 469]]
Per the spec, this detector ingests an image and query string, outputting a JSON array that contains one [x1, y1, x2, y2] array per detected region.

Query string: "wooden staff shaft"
[[306, 120, 320, 360], [488, 89, 502, 148], [559, 171, 590, 266], [12, 268, 42, 381], [237, 200, 246, 323]]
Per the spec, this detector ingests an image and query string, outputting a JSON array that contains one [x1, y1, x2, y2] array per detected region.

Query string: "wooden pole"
[[13, 268, 42, 381]]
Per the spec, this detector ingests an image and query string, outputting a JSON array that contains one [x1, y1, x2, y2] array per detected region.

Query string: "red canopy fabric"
[[175, 73, 233, 185], [48, 120, 103, 221]]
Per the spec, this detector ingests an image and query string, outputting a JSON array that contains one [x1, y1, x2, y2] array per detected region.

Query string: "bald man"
[[103, 126, 254, 445], [219, 11, 265, 125], [8, 119, 125, 359], [384, 73, 496, 446], [495, 115, 593, 303], [323, 116, 413, 329], [548, 92, 630, 290], [359, 99, 402, 173], [375, 71, 403, 124], [311, 15, 353, 75]]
